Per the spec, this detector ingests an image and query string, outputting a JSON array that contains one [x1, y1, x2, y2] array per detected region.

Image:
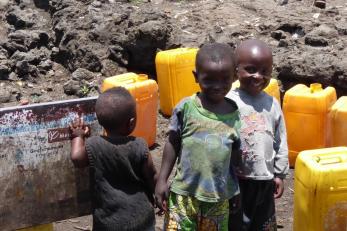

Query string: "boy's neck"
[[239, 88, 263, 97], [104, 129, 127, 139], [197, 93, 235, 115]]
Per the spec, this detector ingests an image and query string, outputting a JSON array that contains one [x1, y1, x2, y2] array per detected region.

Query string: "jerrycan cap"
[[310, 83, 322, 93], [137, 74, 148, 81]]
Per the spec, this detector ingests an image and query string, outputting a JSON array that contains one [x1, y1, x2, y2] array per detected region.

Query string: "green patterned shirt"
[[169, 94, 241, 202]]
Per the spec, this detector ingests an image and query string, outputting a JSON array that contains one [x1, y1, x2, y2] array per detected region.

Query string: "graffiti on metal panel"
[[0, 97, 99, 231]]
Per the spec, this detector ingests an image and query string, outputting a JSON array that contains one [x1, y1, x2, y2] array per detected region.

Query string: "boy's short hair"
[[234, 39, 272, 65], [196, 43, 235, 71], [95, 87, 136, 131]]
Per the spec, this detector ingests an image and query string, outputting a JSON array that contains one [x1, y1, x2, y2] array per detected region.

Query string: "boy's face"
[[194, 60, 234, 103], [237, 46, 273, 96]]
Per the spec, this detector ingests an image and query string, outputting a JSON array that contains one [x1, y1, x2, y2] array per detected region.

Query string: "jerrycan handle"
[[116, 74, 148, 84], [310, 83, 322, 93], [314, 155, 343, 165]]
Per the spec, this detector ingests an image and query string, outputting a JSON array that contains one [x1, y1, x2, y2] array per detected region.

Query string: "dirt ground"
[[1, 0, 346, 230]]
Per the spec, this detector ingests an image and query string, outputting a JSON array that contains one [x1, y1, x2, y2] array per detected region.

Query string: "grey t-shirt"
[[226, 89, 289, 180]]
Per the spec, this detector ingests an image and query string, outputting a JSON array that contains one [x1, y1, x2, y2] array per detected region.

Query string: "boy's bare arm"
[[142, 153, 158, 194], [155, 131, 180, 212], [70, 117, 90, 168]]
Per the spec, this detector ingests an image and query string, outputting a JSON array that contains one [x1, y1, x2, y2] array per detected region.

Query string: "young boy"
[[69, 87, 157, 231], [155, 43, 241, 231], [227, 39, 289, 231]]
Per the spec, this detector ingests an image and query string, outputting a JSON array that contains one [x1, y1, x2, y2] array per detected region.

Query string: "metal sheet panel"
[[0, 97, 100, 230]]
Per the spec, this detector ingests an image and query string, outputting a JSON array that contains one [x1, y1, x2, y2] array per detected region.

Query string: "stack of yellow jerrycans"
[[101, 73, 158, 147], [294, 147, 347, 231], [155, 48, 200, 116], [283, 83, 337, 167], [232, 78, 281, 103]]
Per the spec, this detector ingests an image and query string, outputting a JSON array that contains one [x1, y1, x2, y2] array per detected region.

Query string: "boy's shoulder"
[[86, 135, 145, 148], [172, 95, 195, 112]]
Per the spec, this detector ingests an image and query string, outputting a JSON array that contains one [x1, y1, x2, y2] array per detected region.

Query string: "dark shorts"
[[228, 179, 277, 231]]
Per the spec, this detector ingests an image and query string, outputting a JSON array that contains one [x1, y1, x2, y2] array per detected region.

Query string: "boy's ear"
[[192, 70, 198, 83], [128, 117, 136, 134]]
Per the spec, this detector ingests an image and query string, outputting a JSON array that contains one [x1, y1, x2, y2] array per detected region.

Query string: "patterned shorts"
[[164, 192, 229, 231]]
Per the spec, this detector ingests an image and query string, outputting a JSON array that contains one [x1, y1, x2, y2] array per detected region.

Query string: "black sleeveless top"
[[85, 136, 155, 231]]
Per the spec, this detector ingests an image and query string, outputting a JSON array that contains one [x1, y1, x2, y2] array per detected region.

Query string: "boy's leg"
[[228, 183, 244, 231], [240, 179, 277, 231], [164, 192, 198, 231], [199, 199, 229, 231]]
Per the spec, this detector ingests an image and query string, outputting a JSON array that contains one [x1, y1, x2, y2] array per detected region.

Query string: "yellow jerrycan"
[[101, 73, 158, 146], [155, 48, 200, 116], [232, 78, 281, 103], [329, 96, 347, 147], [294, 147, 347, 231], [283, 83, 336, 167]]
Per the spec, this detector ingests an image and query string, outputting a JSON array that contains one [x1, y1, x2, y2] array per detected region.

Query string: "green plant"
[[79, 85, 90, 97]]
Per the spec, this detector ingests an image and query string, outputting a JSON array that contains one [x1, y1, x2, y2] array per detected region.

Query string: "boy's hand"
[[155, 179, 169, 214], [69, 117, 90, 139], [274, 177, 284, 199]]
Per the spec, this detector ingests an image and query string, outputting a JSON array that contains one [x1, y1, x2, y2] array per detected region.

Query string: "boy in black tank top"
[[69, 87, 157, 231]]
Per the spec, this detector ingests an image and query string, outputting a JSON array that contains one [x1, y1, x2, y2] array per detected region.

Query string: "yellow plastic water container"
[[155, 48, 200, 116], [232, 78, 281, 103], [329, 96, 347, 147], [294, 147, 347, 231], [283, 83, 336, 167], [101, 73, 158, 146]]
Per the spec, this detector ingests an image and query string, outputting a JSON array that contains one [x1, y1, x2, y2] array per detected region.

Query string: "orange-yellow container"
[[283, 83, 336, 167], [294, 147, 347, 231], [329, 96, 347, 147], [232, 78, 281, 103], [101, 73, 158, 146], [155, 48, 200, 116]]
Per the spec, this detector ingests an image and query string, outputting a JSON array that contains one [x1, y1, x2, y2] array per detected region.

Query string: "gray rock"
[[11, 48, 50, 64], [0, 88, 11, 103], [278, 39, 289, 47], [336, 21, 347, 35], [8, 72, 19, 81], [101, 59, 124, 77], [0, 60, 11, 80], [308, 24, 338, 39], [305, 35, 329, 47], [38, 60, 53, 73], [63, 80, 80, 95], [15, 60, 39, 77], [277, 0, 288, 6], [271, 30, 286, 40], [0, 47, 9, 59], [51, 62, 70, 82], [108, 45, 129, 66], [71, 68, 95, 81], [6, 6, 40, 29], [8, 30, 50, 51]]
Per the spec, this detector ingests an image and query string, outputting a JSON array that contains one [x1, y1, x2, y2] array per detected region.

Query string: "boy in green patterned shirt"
[[155, 43, 241, 231]]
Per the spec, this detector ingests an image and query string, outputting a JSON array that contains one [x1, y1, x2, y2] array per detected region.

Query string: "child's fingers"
[[85, 126, 90, 135], [162, 199, 168, 212], [81, 115, 85, 126]]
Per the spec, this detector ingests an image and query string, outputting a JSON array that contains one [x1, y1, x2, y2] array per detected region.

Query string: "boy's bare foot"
[[314, 0, 326, 9]]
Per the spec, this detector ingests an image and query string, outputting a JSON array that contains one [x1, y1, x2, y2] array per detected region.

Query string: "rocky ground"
[[0, 0, 346, 230]]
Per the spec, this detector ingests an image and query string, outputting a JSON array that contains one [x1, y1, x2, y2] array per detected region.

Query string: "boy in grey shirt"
[[227, 39, 289, 231]]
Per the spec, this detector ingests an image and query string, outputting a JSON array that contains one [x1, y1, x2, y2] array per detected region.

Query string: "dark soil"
[[1, 0, 346, 230]]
